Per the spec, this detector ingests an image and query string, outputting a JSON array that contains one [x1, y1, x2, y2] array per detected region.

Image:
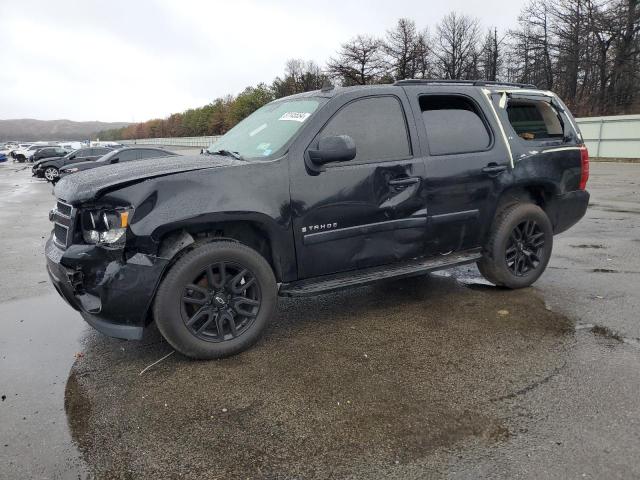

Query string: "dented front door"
[[289, 91, 427, 279]]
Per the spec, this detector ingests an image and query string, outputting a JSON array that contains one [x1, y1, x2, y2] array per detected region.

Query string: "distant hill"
[[0, 119, 131, 141]]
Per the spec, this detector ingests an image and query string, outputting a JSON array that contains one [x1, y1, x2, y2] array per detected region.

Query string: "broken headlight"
[[81, 208, 132, 246]]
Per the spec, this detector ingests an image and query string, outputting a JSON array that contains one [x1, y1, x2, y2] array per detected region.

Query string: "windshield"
[[206, 98, 324, 160]]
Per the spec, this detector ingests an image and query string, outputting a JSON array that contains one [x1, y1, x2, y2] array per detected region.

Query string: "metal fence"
[[118, 114, 640, 159], [575, 114, 640, 159]]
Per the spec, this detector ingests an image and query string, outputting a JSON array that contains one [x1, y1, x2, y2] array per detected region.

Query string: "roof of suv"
[[278, 79, 542, 102]]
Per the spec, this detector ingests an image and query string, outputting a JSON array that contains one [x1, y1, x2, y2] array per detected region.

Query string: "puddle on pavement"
[[0, 294, 89, 479], [64, 273, 578, 478]]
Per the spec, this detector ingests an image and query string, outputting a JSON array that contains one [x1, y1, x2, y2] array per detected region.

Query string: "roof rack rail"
[[393, 79, 538, 89]]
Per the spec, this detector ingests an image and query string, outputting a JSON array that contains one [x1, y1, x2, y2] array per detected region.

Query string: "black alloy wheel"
[[477, 202, 553, 289], [181, 262, 261, 342], [154, 240, 277, 359], [505, 219, 546, 276]]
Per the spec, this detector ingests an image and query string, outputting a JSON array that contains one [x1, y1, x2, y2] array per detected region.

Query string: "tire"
[[477, 203, 553, 289], [153, 241, 277, 359], [44, 167, 59, 182]]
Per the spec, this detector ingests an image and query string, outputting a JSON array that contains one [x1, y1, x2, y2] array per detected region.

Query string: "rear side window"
[[319, 96, 411, 164], [140, 149, 172, 159], [118, 150, 138, 162], [420, 95, 491, 155], [507, 100, 564, 141]]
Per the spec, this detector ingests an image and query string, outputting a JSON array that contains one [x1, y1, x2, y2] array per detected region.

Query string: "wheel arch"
[[483, 182, 560, 243], [152, 215, 295, 284], [496, 182, 559, 214]]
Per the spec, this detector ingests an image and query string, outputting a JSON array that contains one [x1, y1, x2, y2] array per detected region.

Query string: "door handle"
[[481, 164, 508, 176], [388, 177, 420, 187]]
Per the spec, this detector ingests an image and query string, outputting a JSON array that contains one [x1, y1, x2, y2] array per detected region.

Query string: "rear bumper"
[[45, 237, 169, 340], [548, 190, 590, 234]]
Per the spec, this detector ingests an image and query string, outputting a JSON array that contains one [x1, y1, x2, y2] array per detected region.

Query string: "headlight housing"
[[81, 208, 132, 246], [63, 167, 79, 173]]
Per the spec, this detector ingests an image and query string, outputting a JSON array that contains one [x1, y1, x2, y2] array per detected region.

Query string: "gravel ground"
[[1, 161, 639, 479]]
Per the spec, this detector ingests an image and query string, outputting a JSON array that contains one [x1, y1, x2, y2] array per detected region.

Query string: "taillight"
[[579, 145, 589, 190]]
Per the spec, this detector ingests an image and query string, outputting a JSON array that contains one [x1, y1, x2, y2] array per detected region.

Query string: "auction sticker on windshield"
[[278, 112, 311, 122]]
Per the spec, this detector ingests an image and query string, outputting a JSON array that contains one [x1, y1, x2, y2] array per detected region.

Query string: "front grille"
[[57, 201, 72, 217], [54, 223, 68, 246], [52, 200, 76, 249]]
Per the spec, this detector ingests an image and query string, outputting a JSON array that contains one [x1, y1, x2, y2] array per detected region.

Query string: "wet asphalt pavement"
[[1, 161, 639, 479]]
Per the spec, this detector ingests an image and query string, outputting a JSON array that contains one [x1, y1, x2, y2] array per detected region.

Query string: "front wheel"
[[477, 203, 553, 289], [44, 167, 59, 182], [153, 241, 277, 359]]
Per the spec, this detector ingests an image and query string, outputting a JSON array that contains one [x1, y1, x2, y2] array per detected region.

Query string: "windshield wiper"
[[208, 149, 245, 161]]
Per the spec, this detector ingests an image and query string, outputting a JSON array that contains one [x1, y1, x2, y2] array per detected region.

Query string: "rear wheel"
[[153, 241, 277, 359], [44, 167, 59, 182], [477, 203, 553, 289]]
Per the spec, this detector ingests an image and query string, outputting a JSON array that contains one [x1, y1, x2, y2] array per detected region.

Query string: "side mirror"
[[110, 157, 119, 164], [308, 135, 356, 166]]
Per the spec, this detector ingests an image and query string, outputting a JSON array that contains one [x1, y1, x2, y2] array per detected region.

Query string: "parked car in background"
[[0, 152, 7, 163], [33, 147, 114, 181], [31, 146, 68, 163], [57, 147, 176, 179], [0, 144, 15, 157], [15, 144, 54, 162], [92, 141, 125, 148], [10, 144, 33, 160], [58, 141, 83, 151]]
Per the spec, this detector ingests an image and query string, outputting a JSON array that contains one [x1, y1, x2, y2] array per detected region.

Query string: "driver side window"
[[319, 96, 411, 165]]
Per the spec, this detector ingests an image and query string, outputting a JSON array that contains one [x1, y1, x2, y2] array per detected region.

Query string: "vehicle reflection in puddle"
[[63, 273, 577, 478]]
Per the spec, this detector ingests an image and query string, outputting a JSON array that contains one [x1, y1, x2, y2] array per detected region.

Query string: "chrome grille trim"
[[56, 201, 72, 217], [52, 200, 76, 249]]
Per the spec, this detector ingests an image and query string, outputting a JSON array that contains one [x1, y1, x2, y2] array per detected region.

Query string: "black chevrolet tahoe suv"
[[46, 80, 590, 359]]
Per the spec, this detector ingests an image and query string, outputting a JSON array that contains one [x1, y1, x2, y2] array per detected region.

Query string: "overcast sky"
[[0, 0, 528, 122]]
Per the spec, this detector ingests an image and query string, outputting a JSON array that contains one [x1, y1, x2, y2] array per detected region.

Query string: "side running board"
[[279, 249, 482, 297]]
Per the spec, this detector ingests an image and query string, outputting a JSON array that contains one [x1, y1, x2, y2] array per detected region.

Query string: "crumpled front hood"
[[55, 154, 243, 204]]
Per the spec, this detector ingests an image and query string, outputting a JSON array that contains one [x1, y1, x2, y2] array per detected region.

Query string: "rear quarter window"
[[507, 100, 564, 141]]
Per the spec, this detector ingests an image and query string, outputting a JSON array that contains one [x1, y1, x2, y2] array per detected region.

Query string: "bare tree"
[[508, 1, 555, 89], [606, 0, 640, 112], [384, 18, 427, 80], [551, 0, 589, 105], [413, 29, 433, 78], [327, 35, 387, 85], [434, 12, 482, 79], [480, 28, 502, 81]]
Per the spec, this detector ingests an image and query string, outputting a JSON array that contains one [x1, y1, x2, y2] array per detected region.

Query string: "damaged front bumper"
[[45, 237, 169, 340]]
